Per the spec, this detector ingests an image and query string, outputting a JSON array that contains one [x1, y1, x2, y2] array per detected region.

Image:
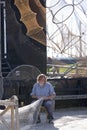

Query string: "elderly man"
[[30, 74, 56, 123]]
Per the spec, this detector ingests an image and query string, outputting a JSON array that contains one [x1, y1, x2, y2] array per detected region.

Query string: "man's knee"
[[45, 100, 53, 108]]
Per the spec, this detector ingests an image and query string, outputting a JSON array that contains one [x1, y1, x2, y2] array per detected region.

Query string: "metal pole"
[[0, 1, 7, 59], [0, 1, 1, 74], [0, 0, 3, 99], [3, 1, 7, 58]]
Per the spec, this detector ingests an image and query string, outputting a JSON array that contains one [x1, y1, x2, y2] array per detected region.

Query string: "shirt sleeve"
[[30, 84, 36, 96], [49, 83, 56, 95]]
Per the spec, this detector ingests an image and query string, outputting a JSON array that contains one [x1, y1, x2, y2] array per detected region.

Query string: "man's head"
[[37, 74, 47, 86]]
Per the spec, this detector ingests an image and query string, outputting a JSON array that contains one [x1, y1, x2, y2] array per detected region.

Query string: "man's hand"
[[42, 95, 55, 100]]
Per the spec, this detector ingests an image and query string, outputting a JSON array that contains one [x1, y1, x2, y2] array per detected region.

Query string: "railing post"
[[11, 106, 14, 130], [13, 95, 20, 130]]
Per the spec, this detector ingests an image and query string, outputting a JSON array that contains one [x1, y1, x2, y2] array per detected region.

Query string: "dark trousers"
[[40, 100, 54, 119]]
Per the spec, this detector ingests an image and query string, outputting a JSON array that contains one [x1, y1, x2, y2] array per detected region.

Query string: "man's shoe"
[[47, 115, 54, 124], [48, 118, 54, 124]]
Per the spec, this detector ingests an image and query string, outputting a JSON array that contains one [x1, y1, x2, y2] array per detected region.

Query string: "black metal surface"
[[2, 77, 87, 108], [2, 0, 46, 75]]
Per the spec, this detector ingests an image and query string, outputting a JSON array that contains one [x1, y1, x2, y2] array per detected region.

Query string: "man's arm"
[[31, 95, 38, 99], [43, 94, 56, 100]]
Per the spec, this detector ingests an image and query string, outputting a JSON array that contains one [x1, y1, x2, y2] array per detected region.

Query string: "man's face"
[[39, 77, 46, 86]]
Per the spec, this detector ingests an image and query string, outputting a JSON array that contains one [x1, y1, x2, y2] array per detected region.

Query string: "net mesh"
[[0, 98, 43, 130], [19, 98, 43, 124]]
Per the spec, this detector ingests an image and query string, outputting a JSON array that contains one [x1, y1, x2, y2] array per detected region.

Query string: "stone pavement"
[[21, 107, 87, 130], [0, 107, 87, 130]]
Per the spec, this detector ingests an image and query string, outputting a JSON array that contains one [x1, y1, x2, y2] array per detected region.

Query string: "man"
[[30, 74, 56, 123]]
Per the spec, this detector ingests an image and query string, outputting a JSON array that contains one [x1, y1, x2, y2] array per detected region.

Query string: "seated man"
[[30, 74, 56, 123]]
